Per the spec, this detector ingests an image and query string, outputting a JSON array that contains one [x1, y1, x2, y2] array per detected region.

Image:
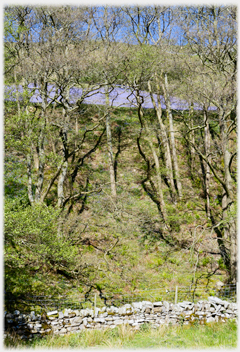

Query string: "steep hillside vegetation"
[[4, 5, 237, 312]]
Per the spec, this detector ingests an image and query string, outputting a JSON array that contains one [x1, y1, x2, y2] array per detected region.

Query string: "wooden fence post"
[[94, 293, 97, 314], [175, 286, 178, 304], [236, 282, 238, 303]]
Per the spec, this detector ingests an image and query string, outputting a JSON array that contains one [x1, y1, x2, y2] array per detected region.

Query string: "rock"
[[106, 306, 119, 315], [179, 301, 192, 308], [94, 318, 105, 323], [80, 308, 93, 317], [105, 316, 113, 321], [163, 301, 169, 312], [135, 318, 145, 323], [172, 304, 184, 313], [82, 318, 88, 326], [70, 317, 83, 325], [3, 296, 237, 338], [112, 315, 121, 320], [202, 303, 210, 311], [58, 312, 64, 319], [68, 311, 76, 318], [145, 308, 152, 314], [123, 304, 132, 309], [183, 310, 194, 316], [47, 310, 58, 316], [208, 296, 224, 304], [132, 302, 142, 310], [99, 312, 108, 318], [6, 313, 14, 319], [153, 307, 162, 313], [195, 311, 203, 316], [67, 326, 80, 332], [215, 281, 224, 290], [47, 316, 58, 321], [142, 301, 153, 308], [118, 306, 127, 315], [229, 303, 237, 311], [222, 301, 230, 309]]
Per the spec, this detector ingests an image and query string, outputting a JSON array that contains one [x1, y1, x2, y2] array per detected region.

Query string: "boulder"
[[80, 308, 94, 317], [132, 302, 143, 310], [163, 301, 170, 312], [208, 296, 224, 304], [142, 301, 153, 308], [106, 306, 119, 315]]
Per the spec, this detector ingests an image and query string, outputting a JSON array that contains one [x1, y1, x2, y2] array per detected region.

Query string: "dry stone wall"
[[5, 296, 237, 339]]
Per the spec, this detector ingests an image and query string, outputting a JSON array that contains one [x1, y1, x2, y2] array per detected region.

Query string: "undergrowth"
[[4, 319, 237, 349]]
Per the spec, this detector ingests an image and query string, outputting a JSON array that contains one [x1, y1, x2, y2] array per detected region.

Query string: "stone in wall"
[[4, 296, 238, 340]]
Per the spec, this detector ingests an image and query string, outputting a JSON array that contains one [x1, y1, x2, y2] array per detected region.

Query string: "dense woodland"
[[4, 5, 237, 308]]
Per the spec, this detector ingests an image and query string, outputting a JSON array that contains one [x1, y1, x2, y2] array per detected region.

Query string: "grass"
[[4, 319, 237, 349]]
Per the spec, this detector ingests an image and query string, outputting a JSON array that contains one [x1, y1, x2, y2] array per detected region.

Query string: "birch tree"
[[180, 5, 237, 282]]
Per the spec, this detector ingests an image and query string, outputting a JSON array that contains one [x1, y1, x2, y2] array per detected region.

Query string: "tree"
[[4, 6, 107, 212], [179, 5, 237, 282], [121, 7, 183, 229], [90, 6, 127, 202]]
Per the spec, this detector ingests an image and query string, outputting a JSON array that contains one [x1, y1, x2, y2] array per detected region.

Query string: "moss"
[[41, 322, 52, 330], [47, 314, 59, 320]]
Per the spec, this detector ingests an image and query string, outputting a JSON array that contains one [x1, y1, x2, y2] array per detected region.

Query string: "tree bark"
[[106, 113, 117, 201], [219, 108, 237, 282], [105, 87, 117, 201], [203, 108, 211, 219], [162, 73, 182, 198], [136, 90, 167, 222], [58, 160, 68, 208], [34, 81, 47, 203], [148, 78, 175, 197]]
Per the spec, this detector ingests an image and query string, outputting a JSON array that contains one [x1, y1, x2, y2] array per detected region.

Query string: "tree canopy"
[[4, 5, 237, 310]]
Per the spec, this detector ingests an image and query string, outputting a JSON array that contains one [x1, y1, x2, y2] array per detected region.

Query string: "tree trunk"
[[105, 86, 117, 201], [162, 73, 182, 198], [34, 83, 47, 203], [148, 79, 175, 198], [136, 90, 167, 222], [27, 153, 34, 205], [189, 103, 196, 178], [58, 160, 68, 208], [203, 108, 211, 219], [220, 108, 237, 282], [148, 136, 167, 222], [106, 113, 117, 201]]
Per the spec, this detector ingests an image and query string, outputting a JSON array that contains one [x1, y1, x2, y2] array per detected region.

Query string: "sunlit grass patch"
[[4, 319, 237, 349]]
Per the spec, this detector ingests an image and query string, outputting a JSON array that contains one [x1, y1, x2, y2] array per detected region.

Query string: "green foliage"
[[3, 4, 237, 305], [218, 257, 226, 270], [201, 257, 211, 267], [4, 198, 79, 296], [5, 320, 237, 349]]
